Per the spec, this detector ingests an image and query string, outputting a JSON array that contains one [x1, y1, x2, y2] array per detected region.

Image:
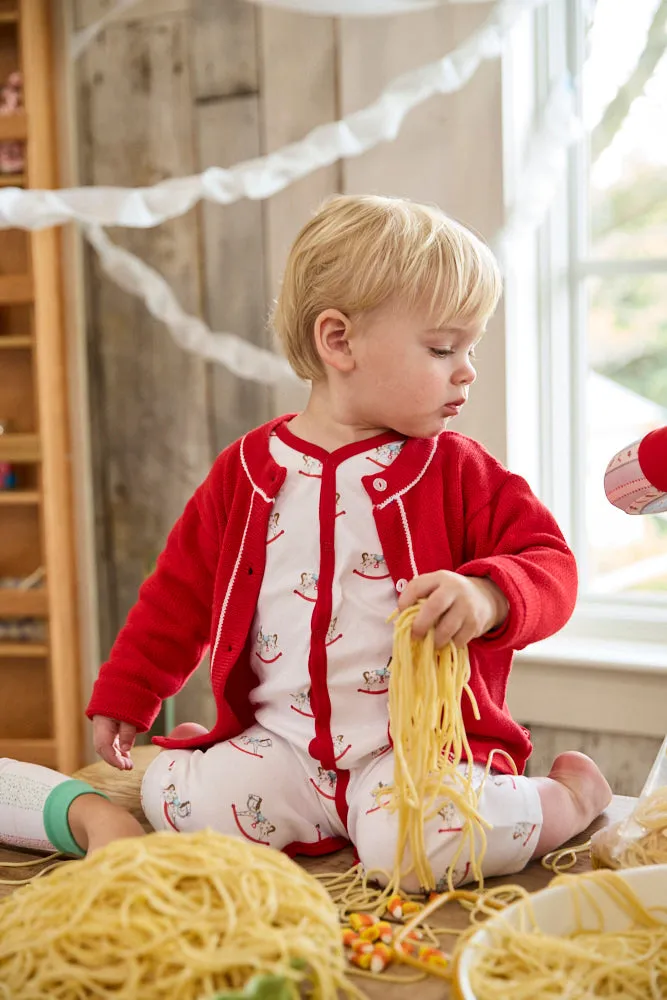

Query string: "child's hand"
[[397, 571, 509, 649], [92, 715, 137, 770]]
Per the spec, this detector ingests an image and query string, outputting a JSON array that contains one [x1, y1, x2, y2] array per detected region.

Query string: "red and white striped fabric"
[[604, 426, 667, 515]]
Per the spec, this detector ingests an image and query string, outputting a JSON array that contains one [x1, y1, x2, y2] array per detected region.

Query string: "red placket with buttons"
[[275, 426, 405, 833]]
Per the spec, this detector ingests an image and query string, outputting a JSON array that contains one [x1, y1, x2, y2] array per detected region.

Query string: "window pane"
[[585, 0, 667, 260], [586, 275, 667, 597]]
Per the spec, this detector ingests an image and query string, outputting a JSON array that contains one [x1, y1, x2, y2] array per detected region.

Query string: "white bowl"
[[455, 864, 667, 999]]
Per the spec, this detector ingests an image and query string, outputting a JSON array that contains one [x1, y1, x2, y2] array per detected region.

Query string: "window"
[[579, 0, 667, 605], [505, 0, 667, 648]]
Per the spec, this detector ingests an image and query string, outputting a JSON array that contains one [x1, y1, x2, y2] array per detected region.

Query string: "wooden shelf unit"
[[0, 433, 40, 462], [0, 109, 26, 141], [0, 333, 32, 347], [0, 488, 38, 505], [0, 273, 32, 302], [0, 172, 25, 187], [0, 0, 81, 773]]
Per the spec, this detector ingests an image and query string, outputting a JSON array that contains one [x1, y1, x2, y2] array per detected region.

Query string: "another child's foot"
[[68, 795, 146, 855], [531, 751, 612, 858]]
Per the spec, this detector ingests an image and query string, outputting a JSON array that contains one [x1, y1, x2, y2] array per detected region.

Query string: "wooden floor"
[[0, 747, 635, 999]]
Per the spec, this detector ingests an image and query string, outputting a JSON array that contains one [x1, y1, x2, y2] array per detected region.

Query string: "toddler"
[[0, 195, 611, 883]]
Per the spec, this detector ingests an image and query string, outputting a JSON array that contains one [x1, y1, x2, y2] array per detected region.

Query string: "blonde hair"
[[272, 194, 502, 382]]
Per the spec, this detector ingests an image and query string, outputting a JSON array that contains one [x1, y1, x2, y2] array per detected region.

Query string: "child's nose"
[[455, 361, 476, 385]]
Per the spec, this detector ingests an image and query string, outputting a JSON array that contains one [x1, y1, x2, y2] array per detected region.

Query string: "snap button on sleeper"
[[373, 477, 387, 492], [396, 579, 407, 592]]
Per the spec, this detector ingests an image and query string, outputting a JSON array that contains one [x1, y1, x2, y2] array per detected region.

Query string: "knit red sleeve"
[[456, 461, 578, 651], [85, 468, 224, 732]]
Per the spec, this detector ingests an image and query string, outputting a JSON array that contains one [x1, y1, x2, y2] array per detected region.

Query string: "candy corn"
[[349, 912, 375, 930], [349, 942, 393, 974], [386, 895, 422, 919]]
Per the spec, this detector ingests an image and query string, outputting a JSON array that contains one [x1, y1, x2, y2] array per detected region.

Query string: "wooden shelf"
[[0, 274, 33, 304], [0, 173, 25, 187], [0, 588, 48, 617], [0, 174, 26, 187], [0, 489, 39, 505], [0, 739, 56, 768], [0, 335, 32, 348], [0, 112, 27, 142], [0, 641, 48, 658], [0, 433, 40, 462], [0, 0, 84, 774]]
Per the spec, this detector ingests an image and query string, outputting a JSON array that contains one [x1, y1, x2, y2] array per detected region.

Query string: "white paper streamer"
[[83, 77, 578, 388], [2, 0, 547, 233], [84, 224, 298, 386], [69, 0, 510, 62], [244, 0, 444, 13], [494, 77, 581, 257]]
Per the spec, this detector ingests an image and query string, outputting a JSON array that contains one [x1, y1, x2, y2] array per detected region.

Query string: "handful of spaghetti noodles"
[[0, 829, 355, 1000], [382, 604, 509, 893]]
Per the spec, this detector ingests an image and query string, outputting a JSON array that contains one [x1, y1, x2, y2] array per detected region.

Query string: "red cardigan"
[[87, 415, 577, 775]]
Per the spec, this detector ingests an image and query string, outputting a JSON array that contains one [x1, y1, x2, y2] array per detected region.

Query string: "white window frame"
[[502, 0, 667, 734]]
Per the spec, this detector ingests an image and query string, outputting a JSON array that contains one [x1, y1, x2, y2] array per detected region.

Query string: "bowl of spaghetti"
[[454, 865, 667, 999]]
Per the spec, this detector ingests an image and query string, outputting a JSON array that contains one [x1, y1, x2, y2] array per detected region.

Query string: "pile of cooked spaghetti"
[[463, 868, 667, 999], [0, 829, 358, 1000]]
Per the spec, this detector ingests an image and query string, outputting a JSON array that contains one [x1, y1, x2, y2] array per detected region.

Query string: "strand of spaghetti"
[[0, 851, 66, 886], [0, 851, 61, 867], [541, 840, 591, 874], [347, 967, 427, 983], [0, 862, 64, 886]]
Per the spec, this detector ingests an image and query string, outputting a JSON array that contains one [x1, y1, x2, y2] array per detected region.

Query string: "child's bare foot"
[[167, 722, 209, 740], [530, 751, 612, 858], [548, 751, 613, 819]]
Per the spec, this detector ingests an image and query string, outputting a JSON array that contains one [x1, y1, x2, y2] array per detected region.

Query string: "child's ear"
[[314, 309, 355, 373]]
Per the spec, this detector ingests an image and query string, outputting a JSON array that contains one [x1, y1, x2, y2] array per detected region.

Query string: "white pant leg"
[[141, 724, 347, 852], [0, 758, 69, 851], [347, 751, 543, 892]]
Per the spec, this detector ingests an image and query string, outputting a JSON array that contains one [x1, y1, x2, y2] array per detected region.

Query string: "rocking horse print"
[[294, 571, 318, 602], [290, 687, 315, 718], [310, 766, 337, 801], [232, 793, 277, 844], [365, 441, 404, 469], [358, 658, 391, 694], [353, 552, 391, 580], [228, 734, 274, 759], [255, 627, 283, 664]]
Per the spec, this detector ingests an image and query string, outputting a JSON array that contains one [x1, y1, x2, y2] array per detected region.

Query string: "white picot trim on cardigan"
[[210, 435, 274, 677], [240, 433, 274, 504], [397, 496, 418, 577], [375, 437, 438, 510]]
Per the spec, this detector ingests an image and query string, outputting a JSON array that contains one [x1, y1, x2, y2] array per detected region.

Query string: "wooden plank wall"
[[73, 0, 501, 730]]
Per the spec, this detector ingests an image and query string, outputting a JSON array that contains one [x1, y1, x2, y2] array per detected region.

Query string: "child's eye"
[[468, 347, 477, 359], [429, 347, 454, 358]]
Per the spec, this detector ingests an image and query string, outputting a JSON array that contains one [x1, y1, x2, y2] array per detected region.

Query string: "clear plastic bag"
[[591, 735, 667, 870]]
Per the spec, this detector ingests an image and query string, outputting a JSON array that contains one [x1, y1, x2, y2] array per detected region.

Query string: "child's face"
[[345, 300, 482, 439]]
